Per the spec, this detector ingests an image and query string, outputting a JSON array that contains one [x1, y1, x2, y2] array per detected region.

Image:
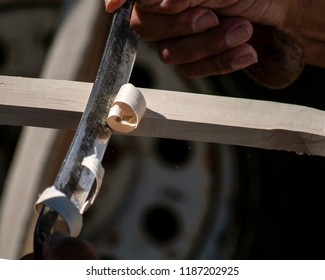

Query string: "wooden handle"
[[244, 25, 305, 89]]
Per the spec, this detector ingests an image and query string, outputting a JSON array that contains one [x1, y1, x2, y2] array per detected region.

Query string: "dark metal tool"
[[33, 0, 137, 259]]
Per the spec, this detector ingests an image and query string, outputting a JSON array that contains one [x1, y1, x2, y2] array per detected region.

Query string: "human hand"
[[21, 232, 99, 260], [104, 1, 295, 78], [104, 1, 305, 89], [104, 0, 260, 77], [105, 0, 289, 26]]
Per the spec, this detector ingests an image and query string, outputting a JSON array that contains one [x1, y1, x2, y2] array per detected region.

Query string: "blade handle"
[[32, 0, 137, 259], [245, 24, 305, 89]]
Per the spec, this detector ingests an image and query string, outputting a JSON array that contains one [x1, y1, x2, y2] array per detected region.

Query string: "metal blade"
[[34, 0, 137, 258]]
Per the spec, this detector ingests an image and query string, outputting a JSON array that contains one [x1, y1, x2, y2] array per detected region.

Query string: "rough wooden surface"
[[1, 75, 325, 156]]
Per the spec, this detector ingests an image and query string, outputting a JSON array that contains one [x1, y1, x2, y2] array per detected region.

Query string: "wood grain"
[[1, 75, 325, 156]]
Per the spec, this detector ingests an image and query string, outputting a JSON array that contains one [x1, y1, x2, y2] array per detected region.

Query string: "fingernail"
[[226, 24, 252, 46], [47, 231, 69, 247], [193, 12, 218, 33], [104, 0, 111, 11], [232, 52, 258, 70]]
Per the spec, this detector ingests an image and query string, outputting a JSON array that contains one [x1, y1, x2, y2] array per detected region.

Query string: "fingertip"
[[105, 0, 126, 13], [231, 44, 258, 70], [226, 23, 253, 47], [104, 0, 111, 12], [157, 45, 171, 64]]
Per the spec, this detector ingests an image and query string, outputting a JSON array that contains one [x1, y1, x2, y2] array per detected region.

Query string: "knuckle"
[[203, 33, 227, 57], [177, 53, 236, 79]]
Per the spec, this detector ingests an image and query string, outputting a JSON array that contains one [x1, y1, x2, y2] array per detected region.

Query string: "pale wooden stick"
[[1, 75, 325, 156]]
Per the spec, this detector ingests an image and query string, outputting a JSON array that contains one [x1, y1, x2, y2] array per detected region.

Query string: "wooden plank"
[[1, 75, 325, 156]]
